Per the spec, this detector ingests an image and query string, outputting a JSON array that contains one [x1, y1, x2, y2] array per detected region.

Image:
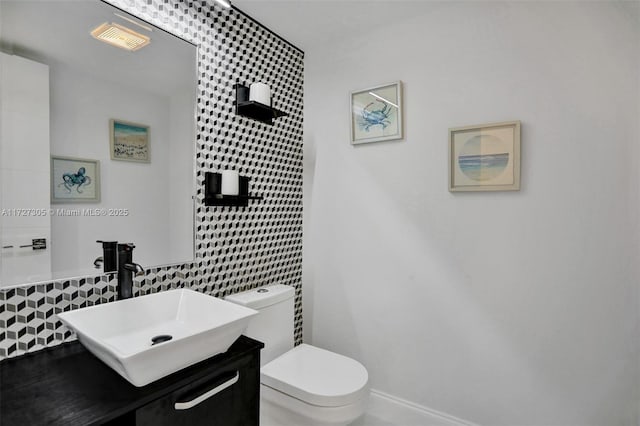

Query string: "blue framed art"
[[350, 81, 403, 145], [449, 121, 521, 192]]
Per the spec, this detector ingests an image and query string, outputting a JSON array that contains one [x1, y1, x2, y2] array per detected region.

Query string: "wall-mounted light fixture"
[[90, 22, 151, 51]]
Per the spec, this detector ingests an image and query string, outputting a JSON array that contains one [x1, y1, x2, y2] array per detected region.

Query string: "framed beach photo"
[[110, 119, 150, 163], [350, 81, 403, 145], [51, 156, 100, 203], [449, 121, 521, 192]]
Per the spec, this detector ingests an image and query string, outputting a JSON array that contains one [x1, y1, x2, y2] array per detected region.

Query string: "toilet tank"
[[225, 285, 295, 365]]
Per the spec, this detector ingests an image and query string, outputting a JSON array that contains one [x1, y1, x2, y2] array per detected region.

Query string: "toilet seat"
[[261, 344, 369, 407]]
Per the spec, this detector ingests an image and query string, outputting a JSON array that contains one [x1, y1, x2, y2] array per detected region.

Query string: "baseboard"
[[366, 389, 479, 426]]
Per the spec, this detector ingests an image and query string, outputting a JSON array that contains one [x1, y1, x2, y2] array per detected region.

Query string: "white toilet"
[[226, 284, 369, 426]]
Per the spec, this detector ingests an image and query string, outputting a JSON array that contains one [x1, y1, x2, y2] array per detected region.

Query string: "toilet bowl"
[[226, 285, 369, 426], [261, 343, 368, 426]]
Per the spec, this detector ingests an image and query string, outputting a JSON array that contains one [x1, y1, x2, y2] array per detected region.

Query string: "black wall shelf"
[[204, 172, 263, 207], [234, 83, 288, 125]]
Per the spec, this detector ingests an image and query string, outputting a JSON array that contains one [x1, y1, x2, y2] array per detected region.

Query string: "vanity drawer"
[[136, 351, 260, 426]]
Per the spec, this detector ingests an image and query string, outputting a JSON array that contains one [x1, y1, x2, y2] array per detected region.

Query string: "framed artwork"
[[350, 81, 403, 145], [449, 121, 521, 192], [51, 156, 101, 203], [110, 119, 150, 163]]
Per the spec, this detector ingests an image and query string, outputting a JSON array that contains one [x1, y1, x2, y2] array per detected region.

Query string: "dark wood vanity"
[[0, 336, 263, 425]]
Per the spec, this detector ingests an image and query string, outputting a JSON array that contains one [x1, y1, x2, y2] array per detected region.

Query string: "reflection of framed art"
[[350, 81, 403, 145], [51, 156, 100, 203], [110, 119, 150, 163], [449, 121, 521, 192]]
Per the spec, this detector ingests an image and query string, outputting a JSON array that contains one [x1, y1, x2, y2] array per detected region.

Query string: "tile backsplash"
[[0, 0, 304, 359]]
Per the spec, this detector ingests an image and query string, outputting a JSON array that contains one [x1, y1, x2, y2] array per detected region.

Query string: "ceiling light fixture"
[[214, 0, 232, 8], [368, 92, 398, 108], [90, 22, 151, 52]]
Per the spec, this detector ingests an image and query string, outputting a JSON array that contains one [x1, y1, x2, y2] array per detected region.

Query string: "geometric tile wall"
[[0, 0, 304, 360]]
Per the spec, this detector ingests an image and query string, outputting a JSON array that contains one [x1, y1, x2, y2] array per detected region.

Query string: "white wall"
[[303, 2, 640, 425], [0, 53, 51, 285], [49, 64, 191, 276]]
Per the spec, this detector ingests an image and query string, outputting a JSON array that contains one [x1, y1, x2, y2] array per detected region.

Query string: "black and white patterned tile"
[[0, 0, 304, 359]]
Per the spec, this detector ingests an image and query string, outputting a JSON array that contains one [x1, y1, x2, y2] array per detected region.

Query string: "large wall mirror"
[[0, 0, 197, 287]]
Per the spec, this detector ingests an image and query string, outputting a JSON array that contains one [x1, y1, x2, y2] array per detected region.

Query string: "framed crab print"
[[51, 156, 100, 203], [350, 81, 403, 145]]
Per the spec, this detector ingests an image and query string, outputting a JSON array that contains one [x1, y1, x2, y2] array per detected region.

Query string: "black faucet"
[[116, 243, 145, 300], [95, 240, 118, 273]]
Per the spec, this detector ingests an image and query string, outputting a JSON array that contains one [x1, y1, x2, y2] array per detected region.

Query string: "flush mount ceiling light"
[[91, 22, 151, 51]]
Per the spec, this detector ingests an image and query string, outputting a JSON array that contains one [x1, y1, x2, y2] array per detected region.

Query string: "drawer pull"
[[174, 371, 239, 410]]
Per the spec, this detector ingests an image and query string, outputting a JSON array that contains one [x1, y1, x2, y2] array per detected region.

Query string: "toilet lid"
[[260, 344, 368, 407]]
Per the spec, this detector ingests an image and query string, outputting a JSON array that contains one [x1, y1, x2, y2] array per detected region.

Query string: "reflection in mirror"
[[0, 0, 197, 287]]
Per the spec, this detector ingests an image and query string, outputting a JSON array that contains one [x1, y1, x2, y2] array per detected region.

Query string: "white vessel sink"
[[57, 289, 258, 387]]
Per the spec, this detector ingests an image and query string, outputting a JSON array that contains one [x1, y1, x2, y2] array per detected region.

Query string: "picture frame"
[[350, 81, 403, 145], [449, 121, 521, 192], [51, 156, 101, 203], [110, 119, 150, 163]]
